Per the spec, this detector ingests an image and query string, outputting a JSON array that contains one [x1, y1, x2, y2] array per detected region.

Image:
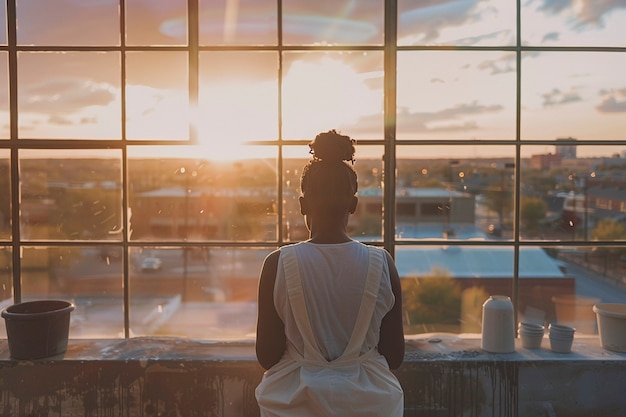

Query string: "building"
[[555, 137, 578, 159], [529, 153, 562, 171]]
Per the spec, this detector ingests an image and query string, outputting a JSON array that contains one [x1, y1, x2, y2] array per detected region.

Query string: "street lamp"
[[568, 172, 594, 241], [497, 163, 515, 236], [581, 172, 595, 241], [177, 166, 194, 302], [568, 173, 577, 240], [445, 160, 460, 237]]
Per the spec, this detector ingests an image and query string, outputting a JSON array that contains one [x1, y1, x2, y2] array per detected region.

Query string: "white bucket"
[[592, 303, 626, 353]]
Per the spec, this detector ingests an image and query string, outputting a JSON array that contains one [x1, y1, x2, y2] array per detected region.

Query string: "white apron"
[[255, 245, 404, 417]]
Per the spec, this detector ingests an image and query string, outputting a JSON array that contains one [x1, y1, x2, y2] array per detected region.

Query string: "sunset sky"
[[0, 0, 625, 159]]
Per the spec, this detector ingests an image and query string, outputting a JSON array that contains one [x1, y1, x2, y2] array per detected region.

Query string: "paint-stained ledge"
[[1, 333, 624, 362]]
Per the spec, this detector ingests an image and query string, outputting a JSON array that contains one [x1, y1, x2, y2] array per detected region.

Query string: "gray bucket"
[[2, 300, 75, 360]]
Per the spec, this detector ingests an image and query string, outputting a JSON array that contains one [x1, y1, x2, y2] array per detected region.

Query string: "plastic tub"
[[593, 303, 626, 353], [1, 300, 75, 360]]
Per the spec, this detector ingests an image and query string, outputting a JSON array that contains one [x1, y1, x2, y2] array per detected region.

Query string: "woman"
[[255, 130, 404, 417]]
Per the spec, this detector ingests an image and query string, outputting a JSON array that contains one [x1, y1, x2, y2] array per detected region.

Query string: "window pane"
[[0, 149, 9, 240], [397, 51, 517, 140], [521, 1, 626, 47], [0, 1, 6, 45], [282, 0, 383, 46], [18, 52, 121, 139], [0, 52, 7, 139], [399, 244, 591, 335], [0, 246, 11, 338], [282, 51, 384, 140], [126, 51, 189, 140], [21, 245, 124, 338], [560, 246, 626, 300], [521, 52, 626, 141], [398, 245, 515, 335], [129, 246, 270, 339], [128, 145, 278, 242], [20, 150, 123, 241], [0, 245, 11, 295], [521, 245, 626, 334], [513, 245, 572, 330], [126, 0, 187, 46], [396, 145, 516, 241], [199, 51, 278, 143], [521, 144, 626, 242], [398, 0, 515, 46], [16, 0, 119, 46], [199, 0, 277, 46]]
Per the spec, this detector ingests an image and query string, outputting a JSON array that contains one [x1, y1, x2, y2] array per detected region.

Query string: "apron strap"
[[281, 245, 326, 361], [339, 246, 383, 359], [281, 244, 384, 363]]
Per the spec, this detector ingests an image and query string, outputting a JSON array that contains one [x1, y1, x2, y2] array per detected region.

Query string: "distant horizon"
[[5, 144, 626, 161]]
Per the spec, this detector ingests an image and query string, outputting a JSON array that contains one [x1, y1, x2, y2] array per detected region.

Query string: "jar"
[[481, 295, 515, 353]]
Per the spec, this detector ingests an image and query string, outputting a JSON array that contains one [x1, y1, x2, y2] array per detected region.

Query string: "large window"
[[1, 0, 625, 339]]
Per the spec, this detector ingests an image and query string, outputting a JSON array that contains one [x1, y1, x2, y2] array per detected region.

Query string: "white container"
[[519, 330, 543, 349], [593, 303, 626, 353], [548, 323, 576, 337], [481, 295, 515, 353], [549, 334, 573, 353], [519, 321, 544, 333]]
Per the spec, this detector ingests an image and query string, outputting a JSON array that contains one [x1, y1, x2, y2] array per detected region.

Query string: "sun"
[[194, 55, 380, 158], [193, 77, 278, 160], [282, 56, 381, 139], [125, 55, 380, 161]]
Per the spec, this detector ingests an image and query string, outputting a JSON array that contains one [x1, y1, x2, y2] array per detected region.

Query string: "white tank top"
[[274, 240, 395, 361]]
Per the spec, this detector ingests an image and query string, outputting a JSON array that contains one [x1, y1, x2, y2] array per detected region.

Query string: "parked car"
[[140, 257, 162, 272]]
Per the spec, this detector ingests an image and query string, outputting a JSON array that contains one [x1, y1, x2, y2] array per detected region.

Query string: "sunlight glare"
[[196, 77, 277, 159], [126, 85, 189, 140], [282, 57, 381, 138]]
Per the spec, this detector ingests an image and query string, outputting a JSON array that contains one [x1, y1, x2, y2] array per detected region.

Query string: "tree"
[[521, 196, 547, 234], [590, 218, 626, 275], [592, 218, 626, 241], [401, 268, 462, 333]]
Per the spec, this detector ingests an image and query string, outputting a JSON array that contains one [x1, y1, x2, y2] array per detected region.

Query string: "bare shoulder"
[[260, 249, 281, 281]]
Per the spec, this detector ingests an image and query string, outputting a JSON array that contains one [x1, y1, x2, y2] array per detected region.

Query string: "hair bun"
[[309, 130, 355, 164]]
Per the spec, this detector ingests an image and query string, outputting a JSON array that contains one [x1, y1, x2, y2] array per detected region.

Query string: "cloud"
[[537, 0, 626, 28], [541, 88, 582, 107], [477, 53, 517, 75], [436, 102, 503, 118], [344, 100, 502, 136], [575, 0, 626, 26], [541, 32, 560, 43], [537, 0, 572, 15], [283, 15, 379, 44], [452, 30, 513, 46], [394, 104, 488, 133], [596, 88, 626, 113], [48, 115, 74, 126], [20, 78, 116, 115], [399, 0, 481, 43]]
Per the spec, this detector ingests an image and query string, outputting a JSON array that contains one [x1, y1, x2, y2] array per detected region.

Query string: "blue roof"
[[395, 246, 565, 279]]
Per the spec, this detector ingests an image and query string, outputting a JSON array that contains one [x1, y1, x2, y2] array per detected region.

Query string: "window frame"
[[2, 0, 626, 338]]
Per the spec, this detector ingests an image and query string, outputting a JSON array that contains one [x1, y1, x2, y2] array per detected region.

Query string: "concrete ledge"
[[1, 335, 625, 416]]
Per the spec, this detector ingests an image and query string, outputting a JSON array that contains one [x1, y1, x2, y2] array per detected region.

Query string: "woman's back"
[[255, 130, 404, 416], [274, 240, 395, 361]]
